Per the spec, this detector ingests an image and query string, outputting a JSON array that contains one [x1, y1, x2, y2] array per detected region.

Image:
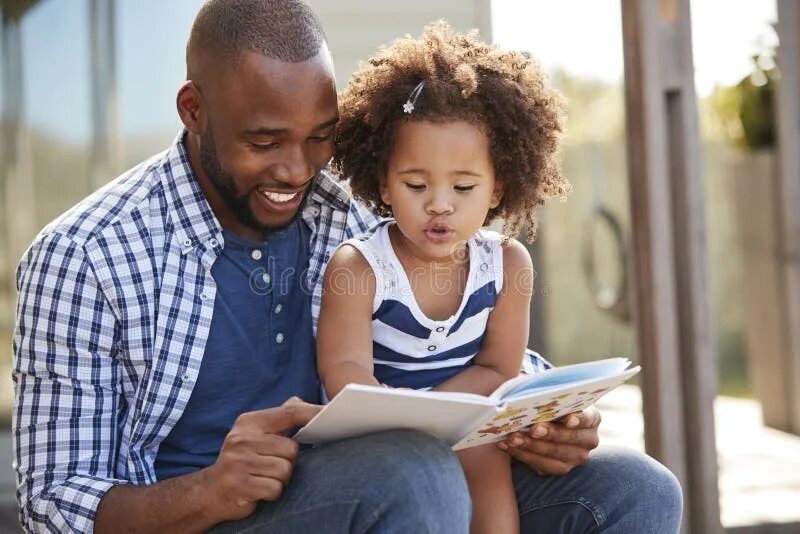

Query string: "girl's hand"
[[496, 406, 601, 476]]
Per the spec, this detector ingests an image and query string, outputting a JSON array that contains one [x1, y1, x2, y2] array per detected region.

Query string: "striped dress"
[[342, 221, 504, 389]]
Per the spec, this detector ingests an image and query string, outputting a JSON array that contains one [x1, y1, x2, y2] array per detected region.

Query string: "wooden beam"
[[1, 7, 36, 306], [472, 0, 492, 43], [527, 236, 547, 355], [0, 0, 38, 22], [732, 152, 792, 430], [620, 1, 721, 533], [89, 0, 122, 191], [775, 0, 800, 435]]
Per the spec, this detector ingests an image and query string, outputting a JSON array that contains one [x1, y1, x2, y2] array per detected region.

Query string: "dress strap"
[[335, 222, 397, 313]]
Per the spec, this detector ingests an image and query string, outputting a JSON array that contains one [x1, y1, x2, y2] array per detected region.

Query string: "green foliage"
[[708, 54, 776, 149], [738, 61, 775, 149]]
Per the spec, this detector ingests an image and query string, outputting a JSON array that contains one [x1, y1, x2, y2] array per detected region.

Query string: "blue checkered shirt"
[[12, 132, 550, 532]]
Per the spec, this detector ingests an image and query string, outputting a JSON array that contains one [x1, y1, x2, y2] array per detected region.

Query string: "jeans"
[[211, 432, 682, 533], [210, 429, 471, 533], [513, 446, 683, 533]]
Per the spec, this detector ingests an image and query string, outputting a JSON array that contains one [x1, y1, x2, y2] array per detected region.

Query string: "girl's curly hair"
[[333, 21, 571, 242]]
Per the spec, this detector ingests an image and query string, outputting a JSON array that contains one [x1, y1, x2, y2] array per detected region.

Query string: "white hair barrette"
[[402, 81, 425, 114]]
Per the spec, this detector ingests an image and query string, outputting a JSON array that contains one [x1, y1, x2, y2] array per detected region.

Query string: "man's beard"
[[199, 127, 310, 235]]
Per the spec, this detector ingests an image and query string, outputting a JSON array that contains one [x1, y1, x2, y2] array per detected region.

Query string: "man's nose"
[[274, 145, 314, 187]]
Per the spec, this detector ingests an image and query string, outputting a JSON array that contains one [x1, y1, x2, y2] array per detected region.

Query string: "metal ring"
[[581, 205, 631, 323]]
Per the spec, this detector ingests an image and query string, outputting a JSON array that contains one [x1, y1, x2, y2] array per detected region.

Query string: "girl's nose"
[[426, 194, 454, 215]]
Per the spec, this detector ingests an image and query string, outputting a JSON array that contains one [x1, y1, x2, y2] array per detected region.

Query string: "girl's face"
[[381, 119, 503, 262]]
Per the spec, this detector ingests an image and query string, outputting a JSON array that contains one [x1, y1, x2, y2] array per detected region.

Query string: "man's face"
[[196, 48, 338, 236]]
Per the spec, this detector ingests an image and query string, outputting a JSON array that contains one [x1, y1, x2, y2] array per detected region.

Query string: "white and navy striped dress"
[[342, 221, 504, 390]]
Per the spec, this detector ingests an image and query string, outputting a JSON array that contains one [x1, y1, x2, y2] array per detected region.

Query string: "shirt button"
[[435, 326, 445, 333], [181, 371, 192, 382], [251, 249, 263, 260], [480, 262, 489, 272], [209, 238, 218, 248], [428, 345, 436, 352], [262, 273, 271, 284], [200, 292, 211, 300], [276, 333, 285, 344], [182, 238, 192, 247], [274, 304, 283, 314]]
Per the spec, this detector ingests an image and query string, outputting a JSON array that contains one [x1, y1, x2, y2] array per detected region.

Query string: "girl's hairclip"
[[402, 81, 425, 114]]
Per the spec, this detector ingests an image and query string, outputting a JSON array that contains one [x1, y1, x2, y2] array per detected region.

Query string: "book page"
[[295, 384, 497, 446], [489, 357, 634, 401], [453, 366, 639, 450]]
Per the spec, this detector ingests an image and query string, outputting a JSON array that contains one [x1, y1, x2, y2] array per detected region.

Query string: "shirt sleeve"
[[522, 349, 554, 373], [13, 231, 128, 533], [345, 199, 383, 238]]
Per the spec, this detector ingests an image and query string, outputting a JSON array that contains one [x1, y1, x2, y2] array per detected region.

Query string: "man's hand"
[[497, 406, 601, 476], [96, 398, 321, 533], [203, 397, 322, 523]]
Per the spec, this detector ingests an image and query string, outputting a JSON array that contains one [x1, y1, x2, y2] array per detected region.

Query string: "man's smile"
[[254, 185, 307, 213], [260, 190, 302, 203]]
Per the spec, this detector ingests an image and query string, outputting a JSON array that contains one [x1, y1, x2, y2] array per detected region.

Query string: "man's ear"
[[176, 81, 206, 134], [490, 180, 504, 209]]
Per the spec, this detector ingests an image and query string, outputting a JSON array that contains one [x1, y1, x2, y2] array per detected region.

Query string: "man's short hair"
[[188, 0, 326, 74]]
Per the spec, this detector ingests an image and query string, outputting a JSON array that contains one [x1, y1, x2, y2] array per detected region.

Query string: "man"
[[12, 0, 682, 532]]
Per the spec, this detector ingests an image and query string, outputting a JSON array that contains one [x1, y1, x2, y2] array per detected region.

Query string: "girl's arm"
[[316, 244, 381, 398], [434, 239, 533, 396]]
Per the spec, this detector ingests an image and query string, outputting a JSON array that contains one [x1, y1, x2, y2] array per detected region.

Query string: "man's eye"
[[455, 185, 476, 192], [405, 183, 426, 191], [249, 142, 278, 151]]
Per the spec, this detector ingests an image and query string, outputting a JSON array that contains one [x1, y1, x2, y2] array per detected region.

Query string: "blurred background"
[[1, 0, 798, 532]]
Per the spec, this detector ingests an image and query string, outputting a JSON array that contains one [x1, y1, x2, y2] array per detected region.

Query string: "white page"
[[295, 384, 496, 446], [490, 357, 633, 401]]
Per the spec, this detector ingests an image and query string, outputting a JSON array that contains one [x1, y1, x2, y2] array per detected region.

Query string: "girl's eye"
[[309, 134, 332, 143], [455, 185, 476, 192], [405, 183, 426, 191]]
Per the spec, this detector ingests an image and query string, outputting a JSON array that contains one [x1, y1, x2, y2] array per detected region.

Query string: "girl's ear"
[[490, 181, 504, 209], [379, 177, 391, 207]]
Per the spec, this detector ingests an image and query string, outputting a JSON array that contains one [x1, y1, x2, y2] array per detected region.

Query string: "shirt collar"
[[306, 166, 352, 213], [161, 131, 223, 254], [161, 130, 353, 255]]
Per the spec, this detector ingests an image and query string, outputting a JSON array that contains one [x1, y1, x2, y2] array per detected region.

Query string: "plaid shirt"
[[12, 132, 550, 533]]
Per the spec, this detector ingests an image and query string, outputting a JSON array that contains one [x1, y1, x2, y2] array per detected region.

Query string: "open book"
[[295, 357, 640, 450]]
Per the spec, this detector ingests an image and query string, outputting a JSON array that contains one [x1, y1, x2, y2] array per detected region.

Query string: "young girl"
[[317, 22, 570, 534]]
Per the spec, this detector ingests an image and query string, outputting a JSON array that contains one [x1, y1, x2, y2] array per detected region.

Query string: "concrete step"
[[1, 430, 17, 532], [0, 504, 19, 534]]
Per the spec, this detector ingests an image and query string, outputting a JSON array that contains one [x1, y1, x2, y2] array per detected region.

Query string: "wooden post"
[[472, 0, 492, 43], [620, 1, 721, 533], [730, 151, 795, 431], [1, 6, 36, 307], [527, 237, 547, 355], [89, 0, 122, 191], [774, 0, 800, 435]]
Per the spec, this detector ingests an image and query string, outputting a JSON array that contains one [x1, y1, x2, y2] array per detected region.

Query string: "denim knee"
[[344, 430, 471, 532], [631, 452, 682, 516], [603, 448, 683, 532]]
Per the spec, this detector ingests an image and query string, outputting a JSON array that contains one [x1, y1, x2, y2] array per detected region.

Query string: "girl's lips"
[[424, 228, 454, 243]]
